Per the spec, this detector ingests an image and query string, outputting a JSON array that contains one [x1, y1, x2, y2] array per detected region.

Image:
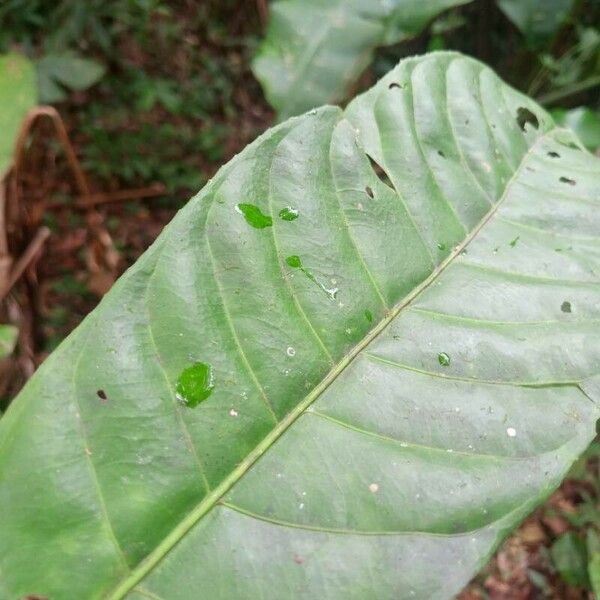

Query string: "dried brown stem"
[[13, 106, 91, 197], [0, 226, 50, 301], [75, 184, 166, 208]]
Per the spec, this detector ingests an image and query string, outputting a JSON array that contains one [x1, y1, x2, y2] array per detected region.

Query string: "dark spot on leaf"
[[559, 176, 576, 185], [97, 389, 107, 401], [437, 150, 446, 158], [561, 301, 572, 313], [516, 107, 539, 131], [547, 151, 560, 158], [388, 82, 403, 90], [365, 186, 374, 198]]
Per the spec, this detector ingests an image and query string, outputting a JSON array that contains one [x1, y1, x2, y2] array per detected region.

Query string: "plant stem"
[[537, 75, 600, 106]]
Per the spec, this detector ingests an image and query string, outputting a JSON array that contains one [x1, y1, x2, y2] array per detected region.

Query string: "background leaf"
[[551, 531, 590, 587], [587, 529, 600, 596], [36, 53, 106, 103], [252, 0, 472, 119], [496, 0, 576, 46], [0, 53, 37, 177], [552, 107, 600, 153], [0, 324, 18, 359], [1, 52, 600, 600]]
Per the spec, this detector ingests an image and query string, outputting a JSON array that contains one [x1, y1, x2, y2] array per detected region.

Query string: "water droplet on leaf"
[[438, 352, 451, 366], [279, 207, 299, 221], [175, 362, 214, 408], [286, 255, 302, 268], [236, 203, 272, 229], [286, 255, 339, 301]]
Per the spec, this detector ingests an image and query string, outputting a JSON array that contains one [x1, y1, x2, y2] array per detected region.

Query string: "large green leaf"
[[252, 0, 471, 119], [0, 53, 37, 178], [2, 52, 600, 600]]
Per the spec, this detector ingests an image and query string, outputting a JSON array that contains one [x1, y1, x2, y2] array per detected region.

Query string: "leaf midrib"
[[107, 129, 555, 600]]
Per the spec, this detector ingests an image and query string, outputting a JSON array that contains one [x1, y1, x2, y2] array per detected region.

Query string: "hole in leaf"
[[561, 301, 572, 313], [366, 154, 394, 192], [365, 186, 374, 198], [559, 176, 576, 186], [516, 107, 539, 131], [97, 389, 107, 401], [547, 151, 560, 158]]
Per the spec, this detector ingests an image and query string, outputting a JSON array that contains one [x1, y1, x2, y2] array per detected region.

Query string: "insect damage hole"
[[516, 107, 539, 131], [97, 389, 108, 401], [366, 154, 395, 192], [559, 176, 576, 186]]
